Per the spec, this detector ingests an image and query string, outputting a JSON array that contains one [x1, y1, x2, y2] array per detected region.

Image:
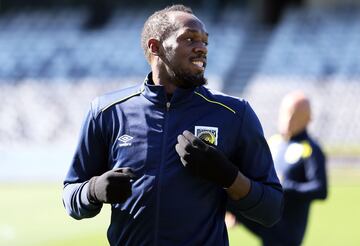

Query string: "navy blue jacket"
[[230, 130, 327, 246], [63, 73, 283, 246]]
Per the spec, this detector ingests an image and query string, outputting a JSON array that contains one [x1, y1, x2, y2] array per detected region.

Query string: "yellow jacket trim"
[[194, 91, 236, 114], [101, 88, 144, 113]]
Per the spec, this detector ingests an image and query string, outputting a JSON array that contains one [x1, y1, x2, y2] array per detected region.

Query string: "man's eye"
[[186, 38, 193, 42]]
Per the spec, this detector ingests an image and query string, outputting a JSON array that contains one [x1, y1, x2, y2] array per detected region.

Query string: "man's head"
[[141, 5, 208, 88], [278, 91, 311, 139]]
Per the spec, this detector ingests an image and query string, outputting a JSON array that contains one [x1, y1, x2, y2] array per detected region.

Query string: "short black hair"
[[141, 4, 193, 62]]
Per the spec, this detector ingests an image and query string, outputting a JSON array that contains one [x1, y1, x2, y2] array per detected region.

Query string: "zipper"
[[154, 102, 171, 245]]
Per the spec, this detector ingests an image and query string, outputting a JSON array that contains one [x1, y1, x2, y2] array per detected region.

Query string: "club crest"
[[195, 126, 218, 145]]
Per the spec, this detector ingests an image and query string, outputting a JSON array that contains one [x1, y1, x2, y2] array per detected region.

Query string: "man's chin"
[[174, 73, 207, 88]]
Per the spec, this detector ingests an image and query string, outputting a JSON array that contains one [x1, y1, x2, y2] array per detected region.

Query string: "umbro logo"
[[118, 134, 133, 147]]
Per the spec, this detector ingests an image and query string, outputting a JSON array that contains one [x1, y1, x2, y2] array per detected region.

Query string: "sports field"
[[0, 168, 359, 246]]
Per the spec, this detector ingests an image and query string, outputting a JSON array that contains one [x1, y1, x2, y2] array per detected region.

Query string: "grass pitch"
[[0, 168, 359, 246]]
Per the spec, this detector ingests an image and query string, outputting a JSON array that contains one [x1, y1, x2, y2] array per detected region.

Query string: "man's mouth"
[[191, 59, 206, 71]]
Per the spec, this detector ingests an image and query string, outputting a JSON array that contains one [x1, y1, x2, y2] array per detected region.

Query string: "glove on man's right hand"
[[175, 130, 238, 188], [87, 167, 136, 204]]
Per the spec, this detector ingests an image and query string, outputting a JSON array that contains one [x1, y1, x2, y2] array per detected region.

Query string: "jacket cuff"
[[230, 180, 264, 210], [80, 182, 103, 210]]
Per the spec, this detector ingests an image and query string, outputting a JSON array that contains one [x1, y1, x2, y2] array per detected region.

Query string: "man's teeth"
[[192, 61, 204, 68]]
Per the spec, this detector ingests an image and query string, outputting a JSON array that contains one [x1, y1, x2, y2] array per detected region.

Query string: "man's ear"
[[148, 38, 161, 56]]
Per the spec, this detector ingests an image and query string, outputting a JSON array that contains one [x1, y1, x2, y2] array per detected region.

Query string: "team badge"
[[284, 141, 313, 164], [284, 143, 303, 164], [195, 126, 218, 146]]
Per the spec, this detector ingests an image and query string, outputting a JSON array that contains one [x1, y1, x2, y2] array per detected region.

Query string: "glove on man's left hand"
[[175, 130, 238, 188]]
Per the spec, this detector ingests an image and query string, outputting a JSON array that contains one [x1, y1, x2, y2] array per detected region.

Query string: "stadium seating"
[[0, 9, 245, 80], [0, 8, 245, 149], [0, 6, 359, 150], [242, 7, 360, 146]]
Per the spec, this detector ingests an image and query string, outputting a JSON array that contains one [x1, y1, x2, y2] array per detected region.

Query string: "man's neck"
[[151, 70, 177, 94]]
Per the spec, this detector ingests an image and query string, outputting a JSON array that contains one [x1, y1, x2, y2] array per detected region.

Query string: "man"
[[62, 5, 283, 246], [227, 91, 328, 245]]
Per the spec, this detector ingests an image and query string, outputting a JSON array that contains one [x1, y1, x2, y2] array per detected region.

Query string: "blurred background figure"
[[227, 91, 328, 246]]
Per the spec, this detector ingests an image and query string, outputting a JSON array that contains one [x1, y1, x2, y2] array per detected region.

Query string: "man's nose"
[[194, 43, 207, 55]]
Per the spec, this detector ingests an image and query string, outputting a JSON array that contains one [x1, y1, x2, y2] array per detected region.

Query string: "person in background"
[[63, 4, 283, 245], [227, 91, 328, 246]]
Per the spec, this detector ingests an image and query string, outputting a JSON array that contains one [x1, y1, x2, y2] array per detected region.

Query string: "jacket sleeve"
[[228, 102, 283, 227], [62, 101, 108, 220], [282, 145, 328, 201], [63, 182, 103, 220]]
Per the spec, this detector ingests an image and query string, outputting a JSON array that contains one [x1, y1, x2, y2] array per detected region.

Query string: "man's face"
[[160, 12, 208, 88], [278, 96, 311, 138]]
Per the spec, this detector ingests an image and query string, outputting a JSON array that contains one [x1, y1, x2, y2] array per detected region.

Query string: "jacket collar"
[[290, 129, 309, 141], [141, 72, 196, 106]]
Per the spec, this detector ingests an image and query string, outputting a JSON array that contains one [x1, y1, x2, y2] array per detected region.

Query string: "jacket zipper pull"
[[166, 102, 171, 111]]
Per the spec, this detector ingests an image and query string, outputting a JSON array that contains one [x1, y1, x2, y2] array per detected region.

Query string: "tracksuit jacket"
[[230, 130, 327, 246], [63, 73, 283, 246]]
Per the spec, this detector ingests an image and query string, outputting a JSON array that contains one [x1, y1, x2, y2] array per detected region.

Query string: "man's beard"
[[171, 68, 207, 89], [163, 49, 207, 88]]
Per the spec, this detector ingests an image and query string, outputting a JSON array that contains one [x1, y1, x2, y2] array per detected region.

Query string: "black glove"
[[87, 167, 136, 204], [175, 130, 238, 188]]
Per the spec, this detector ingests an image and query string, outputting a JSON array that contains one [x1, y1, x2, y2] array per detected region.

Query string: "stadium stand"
[[0, 6, 359, 163], [0, 8, 246, 80], [0, 8, 245, 147], [242, 7, 360, 147]]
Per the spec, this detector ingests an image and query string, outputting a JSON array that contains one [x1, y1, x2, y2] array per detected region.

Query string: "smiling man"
[[62, 5, 283, 246]]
